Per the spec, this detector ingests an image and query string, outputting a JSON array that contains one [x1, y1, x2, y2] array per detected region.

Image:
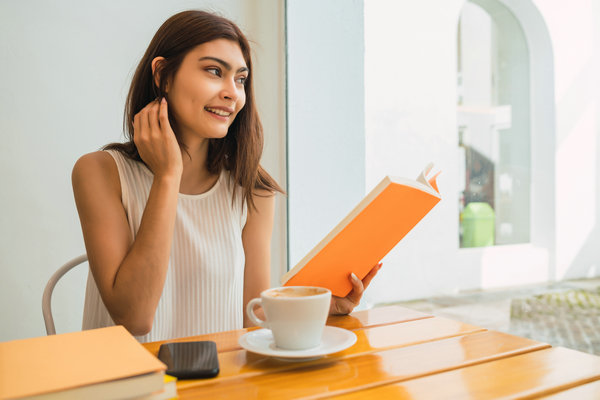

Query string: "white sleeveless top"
[[82, 150, 247, 342]]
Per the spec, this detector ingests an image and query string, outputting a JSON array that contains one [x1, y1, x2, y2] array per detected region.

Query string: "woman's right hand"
[[133, 98, 183, 179]]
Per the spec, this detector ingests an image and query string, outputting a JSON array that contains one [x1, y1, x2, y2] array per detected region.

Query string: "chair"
[[42, 254, 88, 335]]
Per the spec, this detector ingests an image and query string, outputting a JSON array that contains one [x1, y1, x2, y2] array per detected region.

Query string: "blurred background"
[[1, 0, 599, 346]]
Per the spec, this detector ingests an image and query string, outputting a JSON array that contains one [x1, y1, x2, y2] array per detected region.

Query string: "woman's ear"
[[151, 56, 167, 93]]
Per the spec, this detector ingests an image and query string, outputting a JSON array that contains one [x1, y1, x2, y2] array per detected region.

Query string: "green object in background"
[[461, 202, 495, 247]]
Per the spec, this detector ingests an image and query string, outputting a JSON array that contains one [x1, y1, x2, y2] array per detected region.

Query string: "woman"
[[72, 10, 380, 342]]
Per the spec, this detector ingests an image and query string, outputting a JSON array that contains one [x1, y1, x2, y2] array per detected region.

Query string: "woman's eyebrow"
[[198, 56, 249, 73]]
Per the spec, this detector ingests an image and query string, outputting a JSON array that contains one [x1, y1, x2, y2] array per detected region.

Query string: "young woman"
[[72, 10, 381, 342]]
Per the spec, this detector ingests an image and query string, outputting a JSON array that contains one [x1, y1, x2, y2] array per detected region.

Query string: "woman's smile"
[[204, 106, 234, 120]]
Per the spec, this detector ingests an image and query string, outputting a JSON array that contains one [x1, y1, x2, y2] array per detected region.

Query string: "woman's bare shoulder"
[[73, 150, 114, 170], [72, 150, 120, 194]]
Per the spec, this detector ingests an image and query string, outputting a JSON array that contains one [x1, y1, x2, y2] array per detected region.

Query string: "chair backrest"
[[42, 254, 88, 335]]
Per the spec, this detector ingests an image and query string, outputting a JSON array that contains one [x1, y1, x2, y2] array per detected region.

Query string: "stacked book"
[[0, 325, 176, 399]]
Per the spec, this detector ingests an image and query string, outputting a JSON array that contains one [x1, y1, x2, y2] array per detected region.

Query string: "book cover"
[[0, 325, 166, 399], [282, 163, 441, 297]]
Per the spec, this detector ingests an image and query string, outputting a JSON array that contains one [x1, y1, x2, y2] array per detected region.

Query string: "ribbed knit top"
[[81, 150, 247, 342]]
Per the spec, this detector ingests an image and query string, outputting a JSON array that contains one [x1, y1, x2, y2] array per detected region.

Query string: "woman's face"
[[164, 39, 248, 142]]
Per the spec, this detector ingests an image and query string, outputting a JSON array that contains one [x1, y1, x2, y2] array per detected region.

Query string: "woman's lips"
[[205, 106, 233, 116]]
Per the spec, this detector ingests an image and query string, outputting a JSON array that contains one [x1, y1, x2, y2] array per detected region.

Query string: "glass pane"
[[457, 0, 531, 248]]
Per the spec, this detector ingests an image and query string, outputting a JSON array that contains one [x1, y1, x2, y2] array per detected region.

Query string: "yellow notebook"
[[282, 163, 441, 297], [0, 326, 166, 399]]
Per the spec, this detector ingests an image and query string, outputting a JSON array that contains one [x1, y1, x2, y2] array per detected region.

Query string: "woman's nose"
[[221, 78, 239, 101]]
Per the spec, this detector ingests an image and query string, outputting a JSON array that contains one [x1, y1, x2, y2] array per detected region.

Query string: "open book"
[[282, 163, 441, 297]]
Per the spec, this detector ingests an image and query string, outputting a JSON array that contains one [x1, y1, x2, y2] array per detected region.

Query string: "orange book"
[[282, 163, 441, 297], [0, 326, 167, 399]]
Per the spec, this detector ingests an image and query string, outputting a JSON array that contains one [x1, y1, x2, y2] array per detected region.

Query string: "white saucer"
[[238, 326, 357, 361]]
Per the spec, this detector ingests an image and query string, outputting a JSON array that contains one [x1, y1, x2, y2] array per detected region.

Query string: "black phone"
[[157, 341, 220, 379]]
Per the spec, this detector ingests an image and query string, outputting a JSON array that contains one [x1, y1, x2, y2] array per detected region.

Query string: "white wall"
[[535, 0, 600, 280], [0, 0, 286, 341]]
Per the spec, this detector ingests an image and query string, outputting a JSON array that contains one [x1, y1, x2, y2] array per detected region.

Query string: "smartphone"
[[157, 341, 220, 379]]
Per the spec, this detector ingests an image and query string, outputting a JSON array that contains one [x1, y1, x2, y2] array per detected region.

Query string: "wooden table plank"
[[326, 305, 430, 330], [177, 330, 547, 399], [142, 327, 259, 356], [536, 377, 600, 399], [334, 347, 600, 400], [142, 305, 429, 356], [176, 316, 484, 390]]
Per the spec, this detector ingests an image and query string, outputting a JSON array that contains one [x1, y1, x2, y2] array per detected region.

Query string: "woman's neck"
[[178, 138, 218, 195]]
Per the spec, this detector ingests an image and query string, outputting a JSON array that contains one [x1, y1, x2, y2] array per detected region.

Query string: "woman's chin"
[[186, 126, 229, 140], [207, 130, 229, 140]]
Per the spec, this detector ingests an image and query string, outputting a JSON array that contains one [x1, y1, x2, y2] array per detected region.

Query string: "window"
[[457, 0, 531, 248]]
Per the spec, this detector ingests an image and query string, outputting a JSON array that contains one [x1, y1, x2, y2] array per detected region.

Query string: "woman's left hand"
[[329, 262, 383, 315]]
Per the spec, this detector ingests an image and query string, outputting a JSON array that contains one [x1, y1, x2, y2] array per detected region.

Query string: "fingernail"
[[351, 273, 359, 281], [161, 97, 166, 104]]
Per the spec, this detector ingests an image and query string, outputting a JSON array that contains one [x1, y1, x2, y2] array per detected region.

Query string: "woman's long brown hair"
[[104, 10, 284, 209]]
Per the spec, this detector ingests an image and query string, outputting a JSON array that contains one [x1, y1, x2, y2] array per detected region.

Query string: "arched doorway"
[[457, 0, 557, 287]]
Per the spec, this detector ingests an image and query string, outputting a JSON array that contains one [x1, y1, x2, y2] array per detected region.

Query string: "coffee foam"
[[265, 287, 325, 298]]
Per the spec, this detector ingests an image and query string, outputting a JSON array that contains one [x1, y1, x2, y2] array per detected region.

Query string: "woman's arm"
[[72, 99, 182, 336], [242, 190, 275, 328]]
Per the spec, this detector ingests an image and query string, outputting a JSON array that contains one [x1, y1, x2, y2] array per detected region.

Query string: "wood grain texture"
[[175, 316, 484, 391], [326, 305, 430, 330], [142, 326, 258, 356], [142, 305, 430, 356], [334, 347, 600, 400], [536, 376, 600, 399], [177, 330, 546, 399], [141, 306, 600, 399]]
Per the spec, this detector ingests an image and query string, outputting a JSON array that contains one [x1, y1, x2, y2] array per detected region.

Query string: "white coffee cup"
[[246, 286, 331, 350]]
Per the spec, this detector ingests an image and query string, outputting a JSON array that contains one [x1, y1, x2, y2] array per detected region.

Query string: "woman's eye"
[[206, 67, 221, 76], [236, 76, 247, 85]]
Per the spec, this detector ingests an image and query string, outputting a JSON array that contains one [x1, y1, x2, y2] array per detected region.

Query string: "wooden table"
[[143, 305, 600, 399]]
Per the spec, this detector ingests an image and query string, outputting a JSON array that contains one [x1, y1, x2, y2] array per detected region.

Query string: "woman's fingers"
[[329, 263, 383, 316], [361, 262, 382, 290], [133, 112, 141, 146], [148, 100, 160, 134], [134, 101, 154, 142], [344, 262, 382, 306], [139, 106, 150, 141], [131, 98, 182, 178], [346, 272, 365, 305], [159, 97, 170, 132], [134, 99, 166, 145]]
